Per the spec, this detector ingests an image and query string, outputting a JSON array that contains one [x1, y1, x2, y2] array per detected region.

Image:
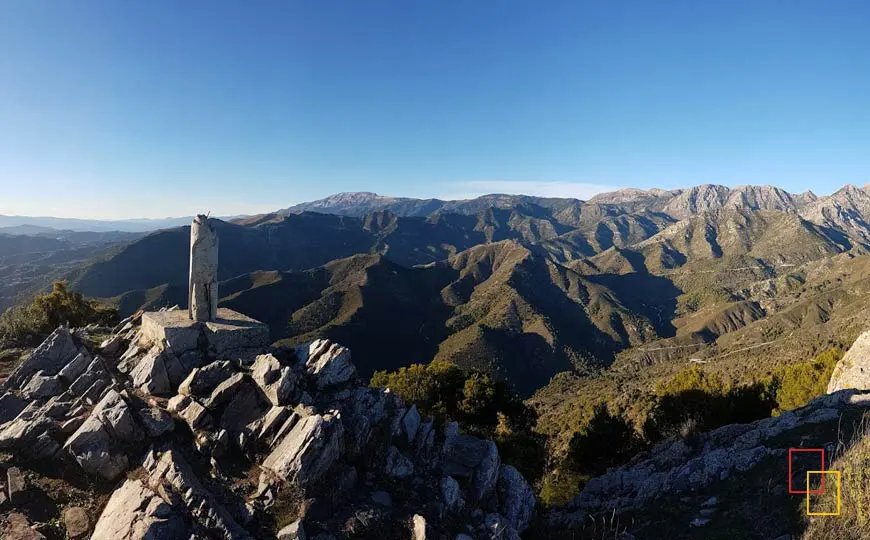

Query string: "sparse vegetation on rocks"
[[0, 280, 117, 349]]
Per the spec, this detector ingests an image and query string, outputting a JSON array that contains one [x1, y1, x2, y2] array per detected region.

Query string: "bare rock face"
[[384, 445, 414, 478], [303, 339, 356, 388], [1, 327, 78, 392], [251, 353, 297, 406], [0, 320, 540, 540], [90, 478, 185, 540], [129, 347, 171, 395], [21, 371, 62, 399], [142, 448, 251, 539], [63, 390, 142, 480], [277, 519, 306, 540], [828, 330, 870, 392], [179, 360, 234, 397], [441, 476, 463, 509], [497, 465, 536, 533], [262, 412, 344, 486]]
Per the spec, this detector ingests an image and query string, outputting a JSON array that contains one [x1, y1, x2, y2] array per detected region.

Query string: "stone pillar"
[[189, 215, 219, 322]]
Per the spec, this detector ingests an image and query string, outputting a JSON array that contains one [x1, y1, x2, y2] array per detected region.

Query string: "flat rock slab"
[[140, 308, 269, 357]]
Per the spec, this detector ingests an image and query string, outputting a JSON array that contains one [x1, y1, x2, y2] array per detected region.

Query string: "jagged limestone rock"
[[252, 354, 296, 406], [277, 519, 307, 540], [179, 361, 234, 397], [64, 415, 129, 480], [497, 465, 535, 533], [189, 214, 219, 322], [135, 406, 175, 438], [385, 445, 414, 478], [484, 513, 520, 540], [0, 394, 27, 425], [828, 330, 870, 392], [441, 476, 463, 510], [205, 372, 247, 408], [63, 390, 141, 480], [129, 347, 171, 395], [143, 447, 251, 538], [21, 371, 62, 399], [262, 412, 344, 486], [57, 350, 90, 385], [0, 317, 541, 539], [304, 339, 356, 388], [7, 466, 26, 504], [471, 440, 500, 503], [90, 479, 185, 540], [1, 326, 78, 392], [402, 404, 421, 442], [92, 390, 144, 443]]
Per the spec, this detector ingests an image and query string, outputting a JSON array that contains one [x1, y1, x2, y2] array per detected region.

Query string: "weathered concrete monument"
[[137, 215, 269, 364], [189, 214, 219, 322]]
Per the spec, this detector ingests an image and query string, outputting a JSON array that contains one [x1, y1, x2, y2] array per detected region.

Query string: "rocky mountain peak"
[[0, 309, 536, 539], [661, 184, 731, 219], [724, 184, 797, 213]]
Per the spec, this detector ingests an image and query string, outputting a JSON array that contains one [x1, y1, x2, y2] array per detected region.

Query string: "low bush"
[[0, 281, 118, 349], [567, 404, 645, 476], [371, 360, 545, 481], [774, 348, 841, 414]]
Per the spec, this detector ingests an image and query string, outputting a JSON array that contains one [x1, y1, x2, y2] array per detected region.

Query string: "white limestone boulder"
[[2, 327, 78, 391], [251, 354, 296, 406], [91, 478, 185, 540], [262, 412, 344, 486], [304, 340, 356, 389], [497, 465, 535, 533], [828, 331, 870, 392]]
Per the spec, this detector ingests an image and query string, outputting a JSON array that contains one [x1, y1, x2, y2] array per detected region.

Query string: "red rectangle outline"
[[788, 448, 825, 494]]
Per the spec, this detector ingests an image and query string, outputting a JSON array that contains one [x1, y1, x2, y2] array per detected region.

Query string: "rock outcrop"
[[0, 310, 537, 539], [547, 387, 870, 534], [827, 329, 870, 392]]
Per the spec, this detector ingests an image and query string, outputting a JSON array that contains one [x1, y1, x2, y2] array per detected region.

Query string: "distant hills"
[[0, 215, 198, 233], [8, 183, 870, 397]]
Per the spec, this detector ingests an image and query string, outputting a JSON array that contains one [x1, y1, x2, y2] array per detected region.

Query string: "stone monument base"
[[139, 308, 270, 360]]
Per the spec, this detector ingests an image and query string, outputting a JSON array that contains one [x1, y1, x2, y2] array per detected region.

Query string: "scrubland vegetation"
[[0, 280, 117, 349], [372, 347, 844, 507]]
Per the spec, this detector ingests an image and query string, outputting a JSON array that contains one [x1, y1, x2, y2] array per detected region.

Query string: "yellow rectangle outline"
[[806, 470, 841, 516]]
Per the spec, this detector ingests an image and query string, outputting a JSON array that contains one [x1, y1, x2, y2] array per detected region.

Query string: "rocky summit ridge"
[[0, 307, 535, 539]]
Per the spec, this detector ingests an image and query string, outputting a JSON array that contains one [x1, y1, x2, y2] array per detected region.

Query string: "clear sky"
[[1, 1, 869, 219]]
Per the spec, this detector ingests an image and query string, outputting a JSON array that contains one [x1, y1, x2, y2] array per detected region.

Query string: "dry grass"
[[801, 412, 870, 540]]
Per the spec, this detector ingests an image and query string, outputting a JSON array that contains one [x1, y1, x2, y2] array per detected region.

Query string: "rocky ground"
[[0, 307, 535, 539], [541, 353, 870, 540]]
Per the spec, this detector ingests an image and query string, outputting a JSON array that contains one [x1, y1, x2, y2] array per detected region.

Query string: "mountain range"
[[7, 183, 870, 400]]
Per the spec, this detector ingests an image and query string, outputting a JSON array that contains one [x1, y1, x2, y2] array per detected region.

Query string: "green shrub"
[[655, 364, 729, 396], [371, 360, 545, 481], [644, 366, 776, 441], [0, 281, 118, 349], [774, 348, 841, 414], [567, 404, 644, 476], [539, 467, 583, 507]]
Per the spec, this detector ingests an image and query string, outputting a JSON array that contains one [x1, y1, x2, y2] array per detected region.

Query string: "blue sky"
[[1, 1, 869, 219]]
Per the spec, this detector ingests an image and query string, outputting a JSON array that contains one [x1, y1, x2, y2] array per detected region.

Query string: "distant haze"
[[0, 215, 208, 233]]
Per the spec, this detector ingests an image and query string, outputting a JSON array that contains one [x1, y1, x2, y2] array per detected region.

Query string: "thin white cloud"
[[440, 180, 623, 201]]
